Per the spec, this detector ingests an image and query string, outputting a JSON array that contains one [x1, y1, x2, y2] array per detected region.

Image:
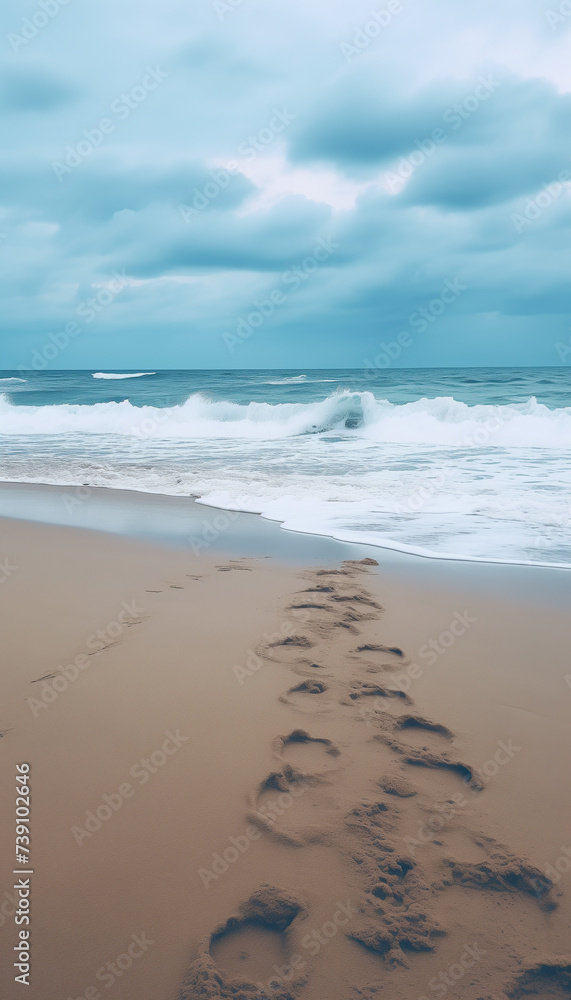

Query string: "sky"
[[1, 0, 571, 370]]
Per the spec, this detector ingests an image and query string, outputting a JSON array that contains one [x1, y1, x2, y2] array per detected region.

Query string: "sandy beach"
[[0, 512, 570, 1000], [3, 0, 571, 991]]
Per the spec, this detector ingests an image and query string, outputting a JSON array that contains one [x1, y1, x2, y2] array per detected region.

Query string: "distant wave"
[[1, 390, 571, 448], [92, 372, 156, 380], [265, 377, 339, 385], [0, 377, 27, 383]]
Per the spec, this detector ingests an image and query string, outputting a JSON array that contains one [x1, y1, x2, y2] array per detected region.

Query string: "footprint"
[[311, 569, 354, 577], [394, 715, 454, 739], [348, 910, 444, 963], [378, 775, 417, 798], [179, 886, 306, 1000], [402, 749, 483, 791], [349, 681, 412, 705], [259, 635, 315, 664], [330, 594, 383, 612], [372, 732, 483, 792], [342, 558, 379, 567], [440, 849, 557, 908], [299, 585, 336, 594], [279, 680, 331, 715], [271, 636, 314, 649], [344, 802, 446, 964], [247, 766, 336, 846], [506, 958, 571, 998], [212, 924, 291, 984], [285, 660, 337, 686], [332, 619, 361, 635], [354, 643, 404, 657], [88, 639, 121, 655], [432, 829, 490, 865], [271, 731, 341, 779], [286, 680, 327, 696], [288, 601, 333, 612]]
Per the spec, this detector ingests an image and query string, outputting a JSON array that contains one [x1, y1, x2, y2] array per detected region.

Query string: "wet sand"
[[0, 515, 570, 1000]]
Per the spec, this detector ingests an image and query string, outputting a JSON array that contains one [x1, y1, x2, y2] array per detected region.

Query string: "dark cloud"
[[289, 71, 571, 207], [107, 196, 334, 276], [1, 0, 570, 366]]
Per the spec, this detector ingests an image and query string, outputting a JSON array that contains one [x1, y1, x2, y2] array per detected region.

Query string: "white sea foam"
[[265, 377, 339, 384], [1, 391, 570, 566], [1, 391, 570, 447], [0, 377, 27, 382], [91, 372, 156, 379]]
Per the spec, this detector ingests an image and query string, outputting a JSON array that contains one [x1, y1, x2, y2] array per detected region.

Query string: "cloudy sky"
[[2, 0, 571, 369]]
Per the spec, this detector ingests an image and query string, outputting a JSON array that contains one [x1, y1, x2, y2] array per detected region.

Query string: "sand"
[[0, 515, 570, 1000]]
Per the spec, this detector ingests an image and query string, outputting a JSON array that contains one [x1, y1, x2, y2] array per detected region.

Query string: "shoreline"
[[1, 480, 571, 594], [0, 514, 570, 998]]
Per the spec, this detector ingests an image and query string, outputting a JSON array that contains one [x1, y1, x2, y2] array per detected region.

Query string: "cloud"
[[1, 0, 570, 367]]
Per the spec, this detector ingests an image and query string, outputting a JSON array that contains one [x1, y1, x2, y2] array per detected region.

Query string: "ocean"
[[0, 367, 570, 567]]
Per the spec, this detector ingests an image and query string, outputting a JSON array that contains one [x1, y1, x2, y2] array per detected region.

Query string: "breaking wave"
[[91, 372, 156, 379], [1, 390, 571, 447]]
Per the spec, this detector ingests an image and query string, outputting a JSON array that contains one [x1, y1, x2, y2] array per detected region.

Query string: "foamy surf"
[[1, 378, 570, 567], [1, 391, 571, 446], [92, 372, 156, 379]]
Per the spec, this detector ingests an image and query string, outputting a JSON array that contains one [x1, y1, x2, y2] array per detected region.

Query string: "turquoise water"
[[0, 368, 570, 566]]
